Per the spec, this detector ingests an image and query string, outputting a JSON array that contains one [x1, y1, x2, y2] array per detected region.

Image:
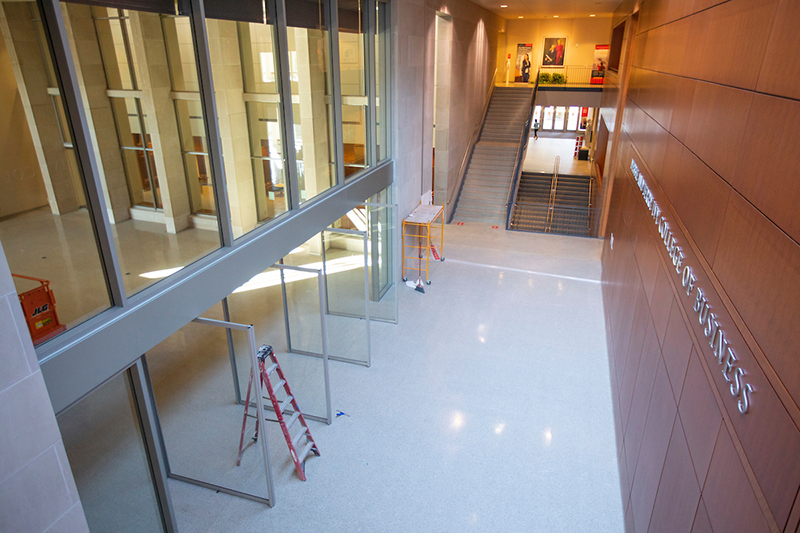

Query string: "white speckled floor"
[[161, 223, 623, 533]]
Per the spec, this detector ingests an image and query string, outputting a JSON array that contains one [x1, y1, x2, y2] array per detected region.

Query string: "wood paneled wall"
[[601, 1, 800, 532]]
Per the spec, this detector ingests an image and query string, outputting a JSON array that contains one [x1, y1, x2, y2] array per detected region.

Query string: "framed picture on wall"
[[542, 37, 566, 67]]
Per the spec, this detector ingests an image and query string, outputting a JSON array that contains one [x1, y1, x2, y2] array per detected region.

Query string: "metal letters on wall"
[[630, 159, 754, 414]]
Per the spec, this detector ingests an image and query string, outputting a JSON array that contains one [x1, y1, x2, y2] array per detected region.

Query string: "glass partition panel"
[[0, 1, 111, 346], [57, 370, 165, 532], [227, 265, 331, 423], [63, 2, 222, 296], [286, 0, 336, 202], [366, 203, 397, 323], [321, 228, 370, 366], [147, 302, 273, 502]]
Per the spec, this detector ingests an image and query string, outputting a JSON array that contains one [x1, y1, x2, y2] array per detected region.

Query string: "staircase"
[[452, 87, 534, 225], [511, 172, 597, 236]]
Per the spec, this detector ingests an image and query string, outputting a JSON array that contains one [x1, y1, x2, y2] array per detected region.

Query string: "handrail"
[[505, 77, 539, 229], [545, 156, 560, 232], [447, 68, 498, 223]]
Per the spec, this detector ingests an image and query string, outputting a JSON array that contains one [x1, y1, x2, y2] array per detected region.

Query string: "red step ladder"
[[237, 345, 319, 481]]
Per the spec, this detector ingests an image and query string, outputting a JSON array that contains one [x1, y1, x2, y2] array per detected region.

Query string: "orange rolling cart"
[[402, 204, 445, 285], [12, 274, 67, 345]]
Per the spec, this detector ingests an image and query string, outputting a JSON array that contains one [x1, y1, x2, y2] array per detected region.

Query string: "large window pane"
[[543, 106, 554, 129], [57, 370, 165, 532], [567, 106, 579, 131], [554, 106, 566, 130], [92, 7, 142, 91], [64, 2, 222, 296], [287, 0, 336, 203], [246, 101, 289, 221], [338, 0, 368, 178], [376, 0, 389, 162], [203, 13, 289, 238], [0, 1, 111, 346]]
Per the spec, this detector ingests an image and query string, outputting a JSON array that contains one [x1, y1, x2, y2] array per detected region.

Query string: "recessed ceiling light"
[[590, 14, 596, 17], [553, 15, 559, 18], [500, 4, 507, 7]]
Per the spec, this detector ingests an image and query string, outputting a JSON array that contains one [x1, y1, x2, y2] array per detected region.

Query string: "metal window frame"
[[35, 0, 394, 433], [38, 0, 128, 307], [189, 0, 234, 246], [327, 0, 346, 187], [129, 358, 179, 532], [270, 0, 300, 211], [365, 0, 377, 168]]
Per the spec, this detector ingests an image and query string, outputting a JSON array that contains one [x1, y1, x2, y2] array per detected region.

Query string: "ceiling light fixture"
[[500, 4, 507, 7], [553, 15, 559, 17], [518, 16, 523, 18], [590, 14, 596, 17]]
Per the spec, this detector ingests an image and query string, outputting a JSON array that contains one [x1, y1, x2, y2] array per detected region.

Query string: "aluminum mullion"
[[188, 0, 234, 247], [39, 0, 127, 308], [327, 0, 346, 186], [129, 358, 179, 533], [365, 0, 377, 168], [270, 0, 300, 211]]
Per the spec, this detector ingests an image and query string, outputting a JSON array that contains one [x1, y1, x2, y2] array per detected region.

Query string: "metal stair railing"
[[544, 156, 560, 232], [448, 68, 497, 223], [505, 78, 539, 230]]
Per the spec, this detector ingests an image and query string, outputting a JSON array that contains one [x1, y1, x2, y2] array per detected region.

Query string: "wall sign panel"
[[627, 152, 800, 528]]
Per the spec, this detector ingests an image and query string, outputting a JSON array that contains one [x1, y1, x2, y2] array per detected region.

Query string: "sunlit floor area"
[[524, 133, 592, 176], [0, 207, 219, 328], [146, 223, 624, 532]]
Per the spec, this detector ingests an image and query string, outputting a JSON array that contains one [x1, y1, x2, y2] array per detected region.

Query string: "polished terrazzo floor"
[[523, 133, 593, 176], [159, 223, 623, 532]]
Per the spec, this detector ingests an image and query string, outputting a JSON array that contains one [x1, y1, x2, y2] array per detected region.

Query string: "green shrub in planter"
[[551, 73, 566, 84], [538, 72, 551, 83]]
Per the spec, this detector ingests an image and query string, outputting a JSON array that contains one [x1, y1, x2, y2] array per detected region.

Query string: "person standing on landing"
[[533, 120, 540, 139]]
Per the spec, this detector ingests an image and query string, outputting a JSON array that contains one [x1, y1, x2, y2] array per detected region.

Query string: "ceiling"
[[469, 0, 622, 20]]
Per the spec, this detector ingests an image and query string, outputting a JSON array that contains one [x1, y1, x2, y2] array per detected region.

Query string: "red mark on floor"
[[456, 222, 464, 225], [492, 226, 499, 229]]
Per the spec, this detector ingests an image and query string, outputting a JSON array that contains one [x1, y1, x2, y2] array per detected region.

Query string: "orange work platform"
[[12, 274, 67, 345]]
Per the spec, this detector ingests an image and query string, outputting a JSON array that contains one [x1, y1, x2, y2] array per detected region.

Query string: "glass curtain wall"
[[237, 14, 290, 228], [375, 0, 389, 162], [0, 0, 390, 346], [162, 15, 215, 217], [63, 1, 222, 296], [338, 0, 369, 178], [286, 0, 336, 203], [57, 370, 165, 532], [0, 0, 111, 346]]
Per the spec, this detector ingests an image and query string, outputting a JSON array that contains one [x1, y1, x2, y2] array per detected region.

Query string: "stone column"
[[0, 242, 89, 533], [129, 11, 191, 233], [0, 3, 79, 215], [207, 19, 257, 238], [63, 3, 132, 224]]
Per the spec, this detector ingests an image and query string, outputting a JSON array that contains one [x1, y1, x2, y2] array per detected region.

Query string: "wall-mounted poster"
[[542, 37, 566, 67], [591, 45, 609, 84], [515, 43, 533, 82]]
